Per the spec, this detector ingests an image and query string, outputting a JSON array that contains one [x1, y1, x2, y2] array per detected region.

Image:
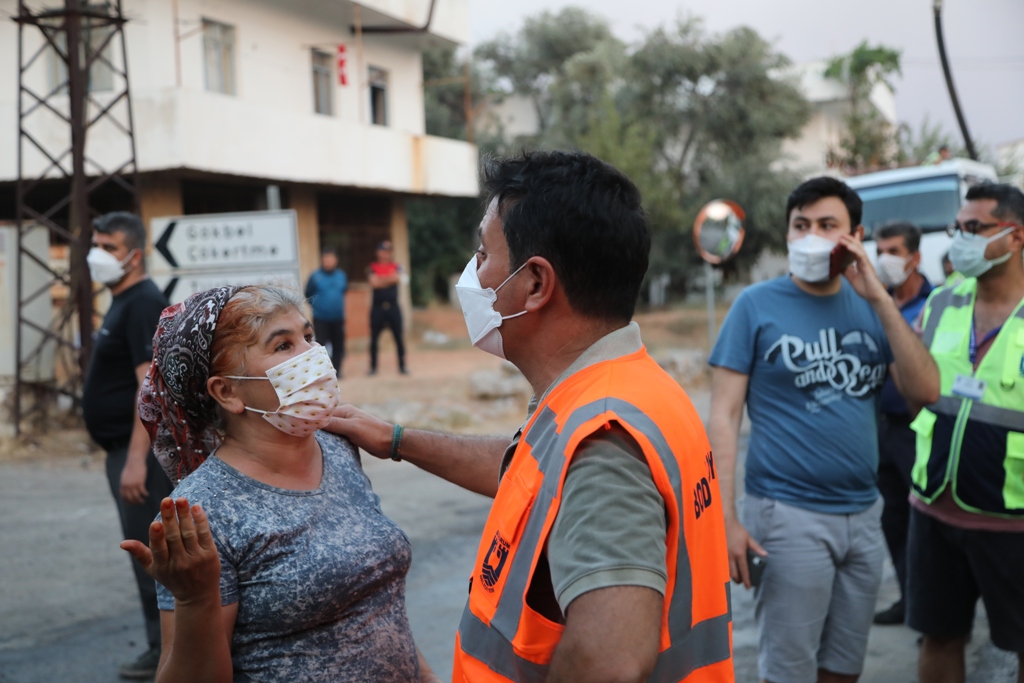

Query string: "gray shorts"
[[743, 494, 885, 683]]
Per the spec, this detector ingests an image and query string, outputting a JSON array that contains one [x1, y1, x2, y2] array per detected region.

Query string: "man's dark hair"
[[942, 251, 952, 265], [321, 246, 337, 257], [93, 211, 147, 267], [875, 221, 921, 253], [482, 150, 651, 322], [786, 176, 863, 229], [965, 183, 1024, 225]]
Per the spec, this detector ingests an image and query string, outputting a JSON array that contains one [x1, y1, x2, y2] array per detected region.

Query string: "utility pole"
[[13, 0, 139, 434], [933, 0, 978, 160]]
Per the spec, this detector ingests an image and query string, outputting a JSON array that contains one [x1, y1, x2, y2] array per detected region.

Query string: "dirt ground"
[[0, 305, 720, 463]]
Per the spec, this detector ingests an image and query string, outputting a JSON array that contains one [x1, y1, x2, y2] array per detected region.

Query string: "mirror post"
[[705, 260, 716, 348]]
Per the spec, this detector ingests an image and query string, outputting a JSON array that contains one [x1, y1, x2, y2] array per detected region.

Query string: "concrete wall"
[[0, 0, 479, 198]]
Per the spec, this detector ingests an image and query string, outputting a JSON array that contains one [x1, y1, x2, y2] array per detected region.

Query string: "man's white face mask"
[[454, 257, 528, 360], [787, 234, 835, 283], [949, 227, 1014, 279], [876, 253, 912, 288], [87, 247, 137, 286]]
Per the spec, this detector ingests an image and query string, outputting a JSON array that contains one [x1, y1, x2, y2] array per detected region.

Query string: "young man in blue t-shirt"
[[708, 177, 939, 683]]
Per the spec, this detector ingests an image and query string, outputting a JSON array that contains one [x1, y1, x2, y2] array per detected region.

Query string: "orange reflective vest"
[[453, 348, 734, 682]]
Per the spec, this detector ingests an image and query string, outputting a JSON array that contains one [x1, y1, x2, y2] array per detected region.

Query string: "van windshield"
[[857, 176, 961, 237]]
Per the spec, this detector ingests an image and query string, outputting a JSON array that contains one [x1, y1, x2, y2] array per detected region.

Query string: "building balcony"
[[3, 87, 479, 199]]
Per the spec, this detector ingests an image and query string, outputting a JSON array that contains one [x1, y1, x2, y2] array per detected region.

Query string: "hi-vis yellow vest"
[[452, 348, 734, 683], [911, 279, 1024, 517]]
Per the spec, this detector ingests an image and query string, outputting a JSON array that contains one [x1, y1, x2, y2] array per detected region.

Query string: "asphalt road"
[[0, 422, 1016, 682]]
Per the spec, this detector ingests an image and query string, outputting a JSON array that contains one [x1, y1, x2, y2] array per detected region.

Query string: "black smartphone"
[[747, 549, 767, 587], [829, 243, 854, 279]]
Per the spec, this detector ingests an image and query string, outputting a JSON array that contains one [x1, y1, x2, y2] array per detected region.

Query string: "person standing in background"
[[305, 248, 347, 378], [708, 177, 939, 683], [82, 211, 174, 680], [872, 221, 933, 625], [367, 240, 407, 375]]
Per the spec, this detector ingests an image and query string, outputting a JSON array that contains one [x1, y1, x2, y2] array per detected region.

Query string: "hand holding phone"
[[746, 548, 767, 587]]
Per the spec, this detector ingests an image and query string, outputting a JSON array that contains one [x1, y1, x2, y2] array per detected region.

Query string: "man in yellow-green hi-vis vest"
[[909, 183, 1024, 683]]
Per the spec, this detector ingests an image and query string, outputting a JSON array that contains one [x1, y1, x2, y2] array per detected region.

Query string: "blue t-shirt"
[[305, 268, 348, 321], [710, 276, 894, 514]]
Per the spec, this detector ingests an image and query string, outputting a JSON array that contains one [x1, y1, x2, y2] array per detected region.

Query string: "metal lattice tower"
[[13, 0, 138, 435]]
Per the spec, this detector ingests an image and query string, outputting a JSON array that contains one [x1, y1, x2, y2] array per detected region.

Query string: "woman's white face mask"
[[224, 344, 340, 437]]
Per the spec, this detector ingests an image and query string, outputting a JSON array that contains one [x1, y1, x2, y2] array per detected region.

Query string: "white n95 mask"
[[949, 227, 1014, 278], [225, 344, 341, 437], [877, 253, 912, 288], [87, 247, 137, 285], [787, 234, 835, 283], [454, 257, 527, 359]]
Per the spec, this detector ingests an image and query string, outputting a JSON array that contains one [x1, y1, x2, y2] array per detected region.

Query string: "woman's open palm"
[[121, 497, 222, 606]]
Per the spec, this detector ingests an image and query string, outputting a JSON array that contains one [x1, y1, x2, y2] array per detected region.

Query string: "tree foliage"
[[475, 7, 618, 142], [413, 8, 816, 303], [825, 41, 902, 172]]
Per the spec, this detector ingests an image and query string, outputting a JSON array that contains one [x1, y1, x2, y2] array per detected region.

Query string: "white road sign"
[[152, 269, 301, 306], [150, 210, 299, 273]]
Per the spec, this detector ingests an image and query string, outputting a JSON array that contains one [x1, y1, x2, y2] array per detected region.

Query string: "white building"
[[0, 0, 478, 337], [780, 60, 897, 174]]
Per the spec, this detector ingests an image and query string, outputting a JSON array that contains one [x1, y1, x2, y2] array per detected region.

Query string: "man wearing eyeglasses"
[[909, 183, 1024, 683]]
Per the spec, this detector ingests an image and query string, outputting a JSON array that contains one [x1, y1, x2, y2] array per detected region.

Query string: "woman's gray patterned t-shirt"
[[156, 432, 419, 682]]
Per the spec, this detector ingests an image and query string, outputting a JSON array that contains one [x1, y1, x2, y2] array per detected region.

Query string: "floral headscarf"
[[138, 286, 239, 484]]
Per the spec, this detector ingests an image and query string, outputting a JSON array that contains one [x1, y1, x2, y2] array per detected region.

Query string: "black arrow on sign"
[[156, 220, 178, 268], [162, 277, 178, 301]]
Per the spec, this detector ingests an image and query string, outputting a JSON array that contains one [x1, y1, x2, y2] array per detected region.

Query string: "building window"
[[46, 24, 115, 94], [312, 49, 333, 116], [202, 19, 236, 95], [369, 66, 388, 126]]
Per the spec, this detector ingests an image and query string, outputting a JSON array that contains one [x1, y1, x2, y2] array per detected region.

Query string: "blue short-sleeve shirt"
[[710, 276, 894, 514]]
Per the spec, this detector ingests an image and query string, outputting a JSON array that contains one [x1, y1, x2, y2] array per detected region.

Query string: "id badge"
[[952, 375, 987, 401]]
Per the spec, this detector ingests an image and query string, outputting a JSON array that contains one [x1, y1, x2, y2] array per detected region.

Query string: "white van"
[[847, 159, 999, 284]]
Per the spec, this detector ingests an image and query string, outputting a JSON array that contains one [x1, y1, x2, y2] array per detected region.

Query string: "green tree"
[[406, 196, 481, 306], [410, 45, 492, 306], [475, 7, 619, 143], [617, 20, 811, 283], [825, 41, 902, 171]]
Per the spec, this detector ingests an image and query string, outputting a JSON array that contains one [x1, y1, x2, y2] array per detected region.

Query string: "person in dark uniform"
[[81, 212, 174, 680], [367, 240, 407, 375], [871, 221, 933, 625]]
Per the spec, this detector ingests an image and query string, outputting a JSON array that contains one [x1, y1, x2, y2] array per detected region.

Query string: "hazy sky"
[[469, 0, 1024, 150]]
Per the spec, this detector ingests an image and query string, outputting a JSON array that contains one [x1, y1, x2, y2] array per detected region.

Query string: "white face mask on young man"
[[224, 344, 341, 437], [876, 253, 912, 288], [454, 256, 528, 360], [87, 247, 137, 285], [786, 234, 835, 283]]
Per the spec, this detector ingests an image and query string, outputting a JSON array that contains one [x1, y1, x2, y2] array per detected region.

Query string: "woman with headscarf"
[[120, 284, 439, 683]]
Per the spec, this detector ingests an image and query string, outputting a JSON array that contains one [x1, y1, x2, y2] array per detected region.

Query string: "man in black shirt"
[[81, 212, 173, 680], [367, 240, 407, 375]]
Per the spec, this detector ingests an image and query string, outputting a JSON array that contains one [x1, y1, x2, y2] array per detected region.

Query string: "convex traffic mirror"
[[693, 200, 746, 265]]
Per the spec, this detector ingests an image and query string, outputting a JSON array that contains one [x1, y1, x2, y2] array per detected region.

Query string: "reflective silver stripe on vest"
[[928, 395, 963, 417], [969, 403, 1024, 431], [458, 398, 732, 682], [922, 287, 973, 348]]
